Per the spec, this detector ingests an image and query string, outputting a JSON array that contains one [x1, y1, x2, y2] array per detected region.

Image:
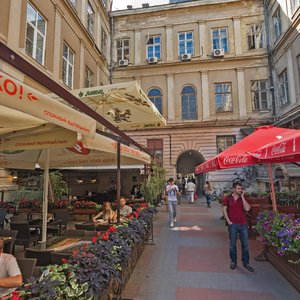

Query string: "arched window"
[[148, 88, 162, 114], [181, 85, 197, 120]]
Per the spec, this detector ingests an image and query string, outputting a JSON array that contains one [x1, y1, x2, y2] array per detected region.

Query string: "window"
[[297, 55, 300, 86], [102, 0, 107, 8], [86, 2, 94, 35], [215, 83, 232, 112], [291, 0, 300, 14], [25, 2, 46, 65], [148, 88, 162, 114], [181, 86, 197, 120], [251, 80, 269, 111], [117, 39, 129, 61], [272, 8, 282, 41], [147, 35, 161, 59], [101, 28, 107, 56], [178, 32, 194, 56], [147, 139, 163, 165], [247, 24, 264, 49], [216, 136, 236, 154], [212, 28, 228, 52], [278, 69, 289, 106], [85, 67, 94, 88], [62, 43, 74, 89], [69, 0, 77, 8]]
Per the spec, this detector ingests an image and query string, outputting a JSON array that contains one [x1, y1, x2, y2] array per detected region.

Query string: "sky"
[[112, 0, 168, 11]]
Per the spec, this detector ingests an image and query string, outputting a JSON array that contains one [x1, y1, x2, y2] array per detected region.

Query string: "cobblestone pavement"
[[122, 197, 300, 300]]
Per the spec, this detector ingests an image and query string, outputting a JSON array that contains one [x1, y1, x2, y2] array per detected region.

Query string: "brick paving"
[[122, 197, 300, 300]]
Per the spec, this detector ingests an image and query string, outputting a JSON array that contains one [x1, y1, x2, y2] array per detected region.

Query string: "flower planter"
[[72, 208, 98, 214], [266, 247, 300, 293]]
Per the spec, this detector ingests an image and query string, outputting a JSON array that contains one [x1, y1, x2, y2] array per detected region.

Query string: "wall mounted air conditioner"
[[212, 48, 225, 57], [148, 57, 158, 64], [118, 59, 129, 66], [181, 53, 192, 61]]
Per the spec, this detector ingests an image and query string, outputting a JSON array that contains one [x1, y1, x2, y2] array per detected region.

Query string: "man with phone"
[[165, 178, 181, 228], [223, 182, 254, 272]]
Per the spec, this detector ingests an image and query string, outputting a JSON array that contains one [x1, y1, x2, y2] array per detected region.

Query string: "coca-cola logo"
[[223, 155, 249, 165], [271, 142, 286, 156]]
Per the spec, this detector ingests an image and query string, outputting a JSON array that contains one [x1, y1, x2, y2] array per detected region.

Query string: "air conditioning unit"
[[118, 59, 129, 66], [148, 57, 158, 64], [181, 53, 192, 61], [213, 48, 225, 57]]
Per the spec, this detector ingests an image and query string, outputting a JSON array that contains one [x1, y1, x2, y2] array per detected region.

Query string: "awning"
[[68, 81, 167, 130], [0, 71, 96, 137]]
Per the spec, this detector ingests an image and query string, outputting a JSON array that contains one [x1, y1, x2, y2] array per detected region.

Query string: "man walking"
[[166, 178, 180, 228], [185, 179, 196, 203], [223, 182, 254, 272]]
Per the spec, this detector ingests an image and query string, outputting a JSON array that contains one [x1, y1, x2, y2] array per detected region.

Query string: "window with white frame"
[[215, 83, 232, 112], [85, 67, 94, 88], [212, 28, 228, 52], [279, 69, 289, 106], [147, 35, 161, 59], [62, 43, 74, 89], [216, 135, 236, 154], [117, 39, 129, 61], [247, 24, 264, 49], [86, 2, 94, 35], [178, 32, 194, 56], [181, 85, 197, 120], [69, 0, 77, 8], [291, 0, 300, 14], [25, 2, 46, 65], [251, 80, 269, 111], [101, 28, 107, 56], [148, 88, 163, 114], [272, 8, 282, 41]]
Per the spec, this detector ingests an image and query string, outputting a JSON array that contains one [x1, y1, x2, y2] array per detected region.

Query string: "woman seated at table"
[[93, 202, 116, 224]]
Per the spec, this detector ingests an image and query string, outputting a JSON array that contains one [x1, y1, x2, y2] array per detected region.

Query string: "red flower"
[[108, 226, 117, 233], [91, 236, 98, 243], [136, 208, 141, 213], [72, 250, 79, 256], [61, 258, 68, 264], [133, 211, 139, 218], [10, 296, 20, 300], [102, 234, 109, 241], [96, 231, 101, 237]]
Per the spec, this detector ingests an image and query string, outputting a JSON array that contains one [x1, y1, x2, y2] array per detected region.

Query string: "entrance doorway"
[[176, 150, 205, 194]]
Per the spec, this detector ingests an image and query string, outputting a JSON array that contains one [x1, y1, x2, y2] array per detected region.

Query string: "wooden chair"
[[51, 252, 72, 265], [75, 223, 95, 231], [10, 222, 39, 249], [61, 229, 85, 236], [53, 209, 74, 231], [25, 248, 53, 266], [16, 258, 37, 283], [0, 229, 17, 254]]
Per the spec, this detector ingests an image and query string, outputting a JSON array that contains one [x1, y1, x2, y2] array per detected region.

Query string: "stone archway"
[[176, 150, 205, 194]]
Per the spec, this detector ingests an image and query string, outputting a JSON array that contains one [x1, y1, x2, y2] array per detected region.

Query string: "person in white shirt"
[[185, 179, 196, 203], [166, 178, 181, 228], [0, 239, 22, 297]]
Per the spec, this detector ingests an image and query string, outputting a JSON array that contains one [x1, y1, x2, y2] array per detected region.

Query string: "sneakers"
[[173, 218, 176, 223], [230, 262, 236, 270], [170, 222, 174, 228], [243, 263, 254, 272]]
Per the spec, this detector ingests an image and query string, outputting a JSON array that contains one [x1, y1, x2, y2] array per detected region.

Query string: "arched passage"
[[176, 150, 205, 194]]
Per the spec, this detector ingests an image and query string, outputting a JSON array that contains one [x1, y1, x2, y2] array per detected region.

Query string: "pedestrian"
[[165, 178, 181, 228], [185, 179, 196, 203], [204, 181, 212, 208], [223, 182, 254, 272]]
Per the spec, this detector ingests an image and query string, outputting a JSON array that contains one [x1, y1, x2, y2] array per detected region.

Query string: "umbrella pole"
[[42, 148, 50, 243], [117, 140, 121, 223], [267, 163, 277, 212]]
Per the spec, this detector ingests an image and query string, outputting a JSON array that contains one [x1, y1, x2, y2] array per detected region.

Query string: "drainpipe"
[[263, 0, 277, 120], [168, 134, 177, 178], [109, 13, 114, 84]]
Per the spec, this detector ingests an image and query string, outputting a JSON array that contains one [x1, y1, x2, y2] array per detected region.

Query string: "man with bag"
[[223, 182, 254, 272]]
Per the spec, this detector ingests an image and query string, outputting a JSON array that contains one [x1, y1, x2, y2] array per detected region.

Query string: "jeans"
[[168, 201, 177, 223], [228, 224, 249, 264], [187, 191, 194, 203], [205, 193, 211, 206]]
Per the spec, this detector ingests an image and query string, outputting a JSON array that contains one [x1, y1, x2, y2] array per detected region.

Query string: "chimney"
[[127, 5, 133, 9], [142, 3, 150, 8]]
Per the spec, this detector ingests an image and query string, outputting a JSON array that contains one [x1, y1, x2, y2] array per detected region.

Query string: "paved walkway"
[[122, 197, 300, 300]]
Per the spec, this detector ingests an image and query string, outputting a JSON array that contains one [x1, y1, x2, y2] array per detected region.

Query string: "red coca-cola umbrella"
[[194, 126, 300, 211]]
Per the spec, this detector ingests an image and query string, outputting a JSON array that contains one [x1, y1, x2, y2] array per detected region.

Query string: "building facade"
[[111, 0, 273, 189]]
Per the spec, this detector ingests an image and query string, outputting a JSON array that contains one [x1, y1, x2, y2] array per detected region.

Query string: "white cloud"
[[112, 0, 168, 11]]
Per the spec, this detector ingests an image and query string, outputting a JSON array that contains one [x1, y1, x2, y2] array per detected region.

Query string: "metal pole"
[[267, 163, 277, 212], [42, 149, 50, 243], [117, 140, 121, 223]]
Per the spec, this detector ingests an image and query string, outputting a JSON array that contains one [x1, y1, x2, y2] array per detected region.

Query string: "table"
[[27, 219, 62, 237]]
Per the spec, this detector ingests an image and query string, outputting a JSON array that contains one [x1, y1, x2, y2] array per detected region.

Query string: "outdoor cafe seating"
[[16, 258, 37, 283], [10, 222, 39, 249], [0, 229, 17, 254]]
